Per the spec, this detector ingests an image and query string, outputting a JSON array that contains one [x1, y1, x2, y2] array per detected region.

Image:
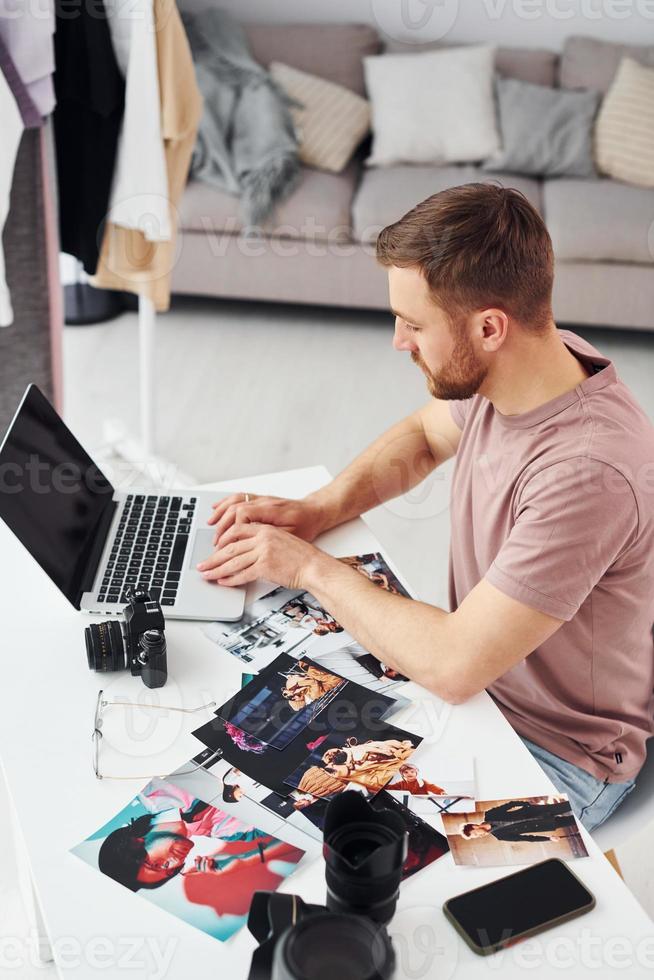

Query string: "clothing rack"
[[97, 293, 194, 487], [50, 0, 201, 488]]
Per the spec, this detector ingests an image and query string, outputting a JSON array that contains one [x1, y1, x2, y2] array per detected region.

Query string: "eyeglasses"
[[92, 689, 216, 780]]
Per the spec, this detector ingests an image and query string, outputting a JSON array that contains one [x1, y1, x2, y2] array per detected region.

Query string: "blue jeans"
[[520, 736, 637, 832]]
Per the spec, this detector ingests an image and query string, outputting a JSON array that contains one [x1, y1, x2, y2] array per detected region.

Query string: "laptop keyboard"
[[96, 494, 196, 607]]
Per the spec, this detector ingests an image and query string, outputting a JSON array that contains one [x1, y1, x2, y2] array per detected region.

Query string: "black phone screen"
[[444, 859, 595, 952]]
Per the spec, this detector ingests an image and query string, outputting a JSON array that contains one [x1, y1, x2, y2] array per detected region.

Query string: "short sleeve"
[[449, 396, 475, 430], [485, 458, 639, 621]]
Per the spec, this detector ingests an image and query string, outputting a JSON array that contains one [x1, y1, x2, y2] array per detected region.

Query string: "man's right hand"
[[207, 493, 328, 547]]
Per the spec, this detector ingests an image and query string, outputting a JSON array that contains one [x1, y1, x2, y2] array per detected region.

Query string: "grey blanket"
[[181, 8, 300, 226]]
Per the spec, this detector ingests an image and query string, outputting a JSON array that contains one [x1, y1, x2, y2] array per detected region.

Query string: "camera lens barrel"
[[324, 821, 406, 924], [323, 794, 408, 925], [84, 620, 127, 672], [272, 912, 394, 980]]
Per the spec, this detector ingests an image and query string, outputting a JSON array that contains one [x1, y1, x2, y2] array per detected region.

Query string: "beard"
[[412, 329, 488, 400]]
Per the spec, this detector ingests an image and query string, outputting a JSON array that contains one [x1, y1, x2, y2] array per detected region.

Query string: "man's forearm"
[[301, 551, 465, 703], [305, 411, 438, 533]]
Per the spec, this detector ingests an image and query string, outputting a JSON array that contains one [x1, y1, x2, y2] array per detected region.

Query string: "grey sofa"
[[171, 28, 654, 332]]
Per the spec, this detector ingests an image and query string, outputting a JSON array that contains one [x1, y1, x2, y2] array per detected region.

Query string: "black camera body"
[[247, 893, 395, 980], [247, 794, 407, 980], [84, 589, 168, 689]]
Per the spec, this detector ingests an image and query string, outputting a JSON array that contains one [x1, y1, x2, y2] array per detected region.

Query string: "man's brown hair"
[[376, 183, 554, 331]]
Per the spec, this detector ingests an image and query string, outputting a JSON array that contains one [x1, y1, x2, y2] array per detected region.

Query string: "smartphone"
[[443, 858, 596, 955]]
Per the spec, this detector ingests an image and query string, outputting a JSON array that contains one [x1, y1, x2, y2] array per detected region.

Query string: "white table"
[[1, 465, 652, 979]]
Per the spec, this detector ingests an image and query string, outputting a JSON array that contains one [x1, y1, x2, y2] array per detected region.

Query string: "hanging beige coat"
[[90, 0, 202, 311]]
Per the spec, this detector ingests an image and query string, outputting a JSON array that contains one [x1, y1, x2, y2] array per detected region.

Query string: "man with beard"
[[199, 183, 654, 832]]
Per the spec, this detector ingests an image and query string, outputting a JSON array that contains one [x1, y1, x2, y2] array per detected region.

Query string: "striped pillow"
[[595, 57, 654, 188], [270, 61, 371, 173]]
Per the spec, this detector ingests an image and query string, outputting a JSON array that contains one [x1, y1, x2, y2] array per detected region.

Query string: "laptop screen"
[[0, 385, 115, 606]]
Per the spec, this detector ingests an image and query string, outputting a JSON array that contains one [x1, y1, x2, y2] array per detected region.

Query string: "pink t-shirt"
[[449, 330, 654, 782]]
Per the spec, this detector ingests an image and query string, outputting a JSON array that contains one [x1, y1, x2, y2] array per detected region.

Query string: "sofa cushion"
[[560, 36, 654, 94], [351, 165, 542, 243], [364, 46, 500, 167], [543, 178, 654, 264], [384, 39, 557, 86], [180, 160, 360, 241], [482, 78, 599, 178], [245, 24, 381, 96], [595, 57, 654, 190], [270, 61, 371, 173]]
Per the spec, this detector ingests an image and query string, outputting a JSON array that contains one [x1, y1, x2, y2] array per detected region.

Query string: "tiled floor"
[[2, 297, 651, 971]]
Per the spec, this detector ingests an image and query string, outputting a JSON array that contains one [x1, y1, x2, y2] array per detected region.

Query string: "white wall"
[[201, 0, 654, 51]]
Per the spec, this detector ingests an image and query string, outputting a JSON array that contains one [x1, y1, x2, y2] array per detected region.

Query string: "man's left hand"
[[196, 523, 328, 590]]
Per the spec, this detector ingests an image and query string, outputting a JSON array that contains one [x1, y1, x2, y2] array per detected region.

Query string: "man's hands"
[[207, 493, 328, 547], [197, 522, 333, 591]]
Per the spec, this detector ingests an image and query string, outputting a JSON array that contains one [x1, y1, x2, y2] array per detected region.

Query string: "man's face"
[[465, 825, 491, 839], [389, 266, 489, 400]]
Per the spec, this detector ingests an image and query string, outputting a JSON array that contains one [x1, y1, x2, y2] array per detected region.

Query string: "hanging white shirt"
[[104, 0, 171, 242], [0, 0, 56, 117], [0, 68, 24, 327]]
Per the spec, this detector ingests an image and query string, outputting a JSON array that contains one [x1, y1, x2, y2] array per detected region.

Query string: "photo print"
[[202, 595, 313, 672], [215, 651, 401, 754], [283, 727, 422, 799], [441, 796, 589, 868], [277, 593, 346, 638], [339, 553, 411, 597], [385, 753, 476, 815], [309, 642, 410, 708], [215, 653, 349, 750], [203, 553, 414, 673], [165, 753, 322, 856], [71, 777, 306, 942], [370, 792, 449, 880], [193, 692, 421, 801]]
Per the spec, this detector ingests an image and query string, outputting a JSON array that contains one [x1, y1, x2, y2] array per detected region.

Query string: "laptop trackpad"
[[189, 528, 217, 570]]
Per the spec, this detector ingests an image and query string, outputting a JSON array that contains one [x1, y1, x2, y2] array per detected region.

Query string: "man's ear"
[[478, 309, 509, 352]]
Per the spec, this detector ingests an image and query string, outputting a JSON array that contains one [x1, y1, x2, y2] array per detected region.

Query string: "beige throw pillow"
[[270, 61, 371, 173], [595, 57, 654, 188]]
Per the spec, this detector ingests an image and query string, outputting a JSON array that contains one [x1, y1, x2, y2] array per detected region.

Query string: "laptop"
[[0, 384, 246, 621]]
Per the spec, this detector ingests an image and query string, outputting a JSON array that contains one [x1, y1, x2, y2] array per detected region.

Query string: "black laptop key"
[[149, 587, 162, 601], [171, 496, 182, 510], [161, 598, 175, 606], [125, 575, 137, 583], [166, 572, 180, 581], [169, 533, 189, 572], [163, 588, 177, 598]]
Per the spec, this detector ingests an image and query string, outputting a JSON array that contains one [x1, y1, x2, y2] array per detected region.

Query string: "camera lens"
[[323, 795, 408, 925], [272, 913, 394, 980], [85, 620, 127, 672]]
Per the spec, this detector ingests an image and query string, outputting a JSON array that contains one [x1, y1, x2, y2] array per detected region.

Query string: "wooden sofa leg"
[[604, 849, 623, 878]]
